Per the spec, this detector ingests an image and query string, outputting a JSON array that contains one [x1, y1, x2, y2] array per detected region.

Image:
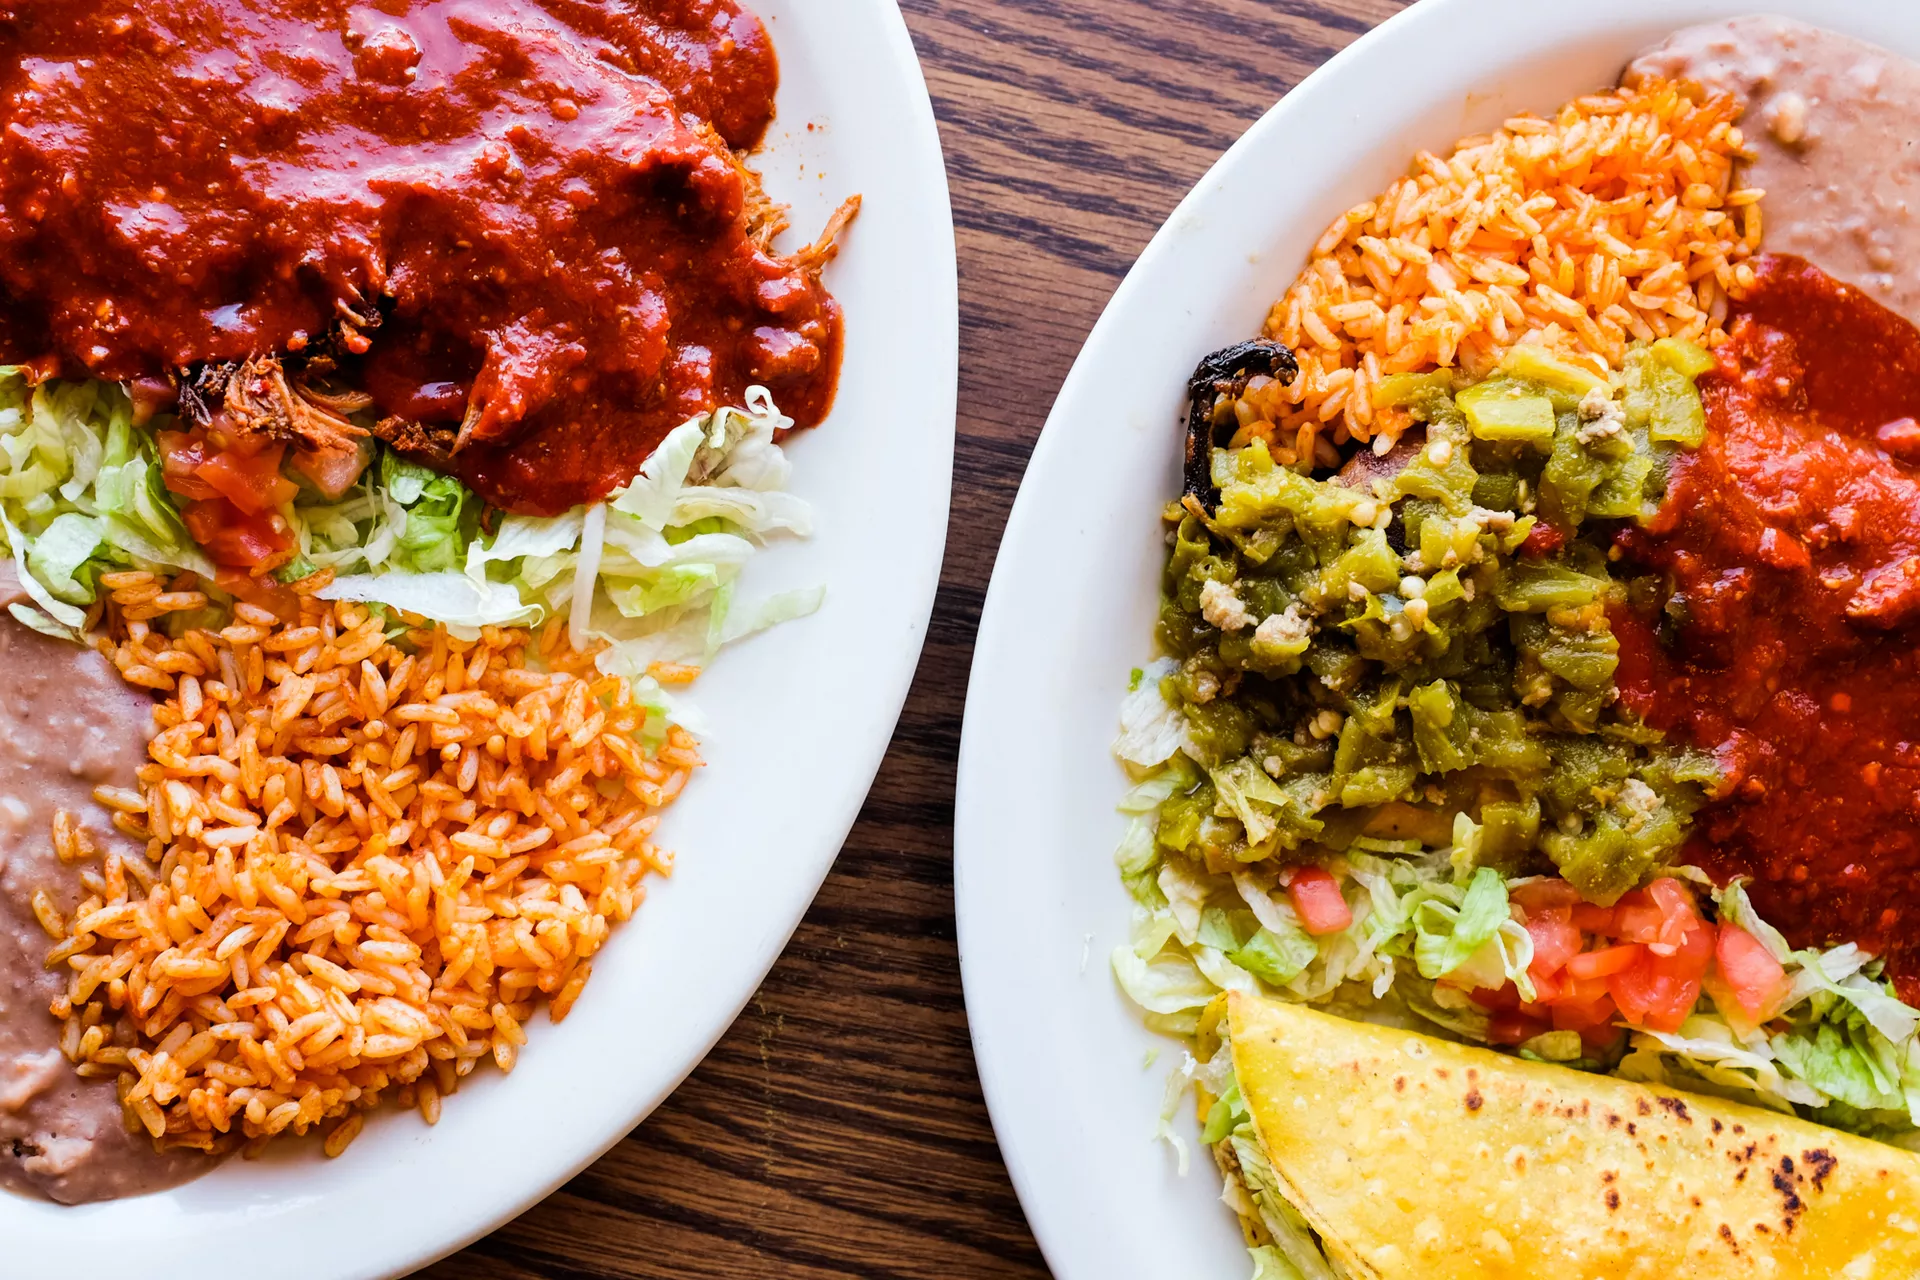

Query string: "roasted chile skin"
[[1613, 255, 1920, 997], [0, 1, 844, 515], [1183, 340, 1299, 513]]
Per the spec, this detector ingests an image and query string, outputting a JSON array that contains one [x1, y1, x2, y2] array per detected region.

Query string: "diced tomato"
[[1511, 878, 1583, 916], [1644, 878, 1705, 954], [1606, 959, 1660, 1028], [1611, 891, 1665, 945], [1468, 980, 1522, 1013], [1610, 879, 1704, 950], [1288, 867, 1352, 936], [214, 568, 298, 619], [1527, 970, 1564, 1005], [1549, 992, 1618, 1033], [1571, 902, 1617, 933], [1524, 913, 1584, 979], [128, 375, 178, 425], [1545, 971, 1613, 1008], [157, 429, 222, 502], [1519, 522, 1565, 558], [198, 442, 297, 515], [1608, 919, 1711, 1033], [180, 498, 224, 543], [1566, 943, 1644, 981], [1488, 1011, 1549, 1046], [291, 441, 372, 500], [161, 423, 301, 569], [1580, 1023, 1626, 1055], [1715, 924, 1789, 1019], [1666, 919, 1715, 978], [182, 499, 296, 571], [159, 426, 299, 514]]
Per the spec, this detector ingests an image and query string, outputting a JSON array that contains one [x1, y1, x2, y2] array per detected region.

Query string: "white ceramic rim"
[[955, 3, 1920, 1277], [4, 2, 956, 1275]]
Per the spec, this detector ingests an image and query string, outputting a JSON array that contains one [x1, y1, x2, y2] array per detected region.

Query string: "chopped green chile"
[[1145, 342, 1718, 883], [1372, 369, 1458, 408], [1495, 344, 1611, 400], [1476, 797, 1542, 871], [1457, 379, 1557, 447], [1494, 563, 1605, 611]]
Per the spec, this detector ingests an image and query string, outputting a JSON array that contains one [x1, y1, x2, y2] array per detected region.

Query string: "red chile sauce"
[[1615, 254, 1920, 996], [0, 1, 842, 514]]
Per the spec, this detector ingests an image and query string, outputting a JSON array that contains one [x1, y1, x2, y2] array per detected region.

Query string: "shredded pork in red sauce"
[[0, 1, 845, 514]]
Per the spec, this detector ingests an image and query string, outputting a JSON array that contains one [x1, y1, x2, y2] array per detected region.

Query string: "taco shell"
[[1228, 992, 1920, 1279]]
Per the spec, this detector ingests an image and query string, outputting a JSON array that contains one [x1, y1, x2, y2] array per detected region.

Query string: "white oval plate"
[[5, 2, 955, 1275], [955, 1, 1919, 1276]]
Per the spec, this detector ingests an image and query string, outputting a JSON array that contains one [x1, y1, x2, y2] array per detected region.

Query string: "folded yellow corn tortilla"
[[1228, 992, 1920, 1279]]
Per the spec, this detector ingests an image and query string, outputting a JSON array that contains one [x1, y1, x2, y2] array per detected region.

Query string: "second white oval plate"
[[954, 1, 1920, 1276]]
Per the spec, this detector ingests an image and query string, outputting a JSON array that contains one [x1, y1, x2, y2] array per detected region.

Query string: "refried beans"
[[0, 572, 205, 1202], [1630, 16, 1920, 323]]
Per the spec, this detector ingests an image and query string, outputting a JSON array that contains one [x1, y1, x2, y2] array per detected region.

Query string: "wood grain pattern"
[[422, 1, 1405, 1275]]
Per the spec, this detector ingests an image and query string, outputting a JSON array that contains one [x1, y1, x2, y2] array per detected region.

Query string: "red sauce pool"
[[1615, 255, 1920, 996], [0, 2, 844, 514]]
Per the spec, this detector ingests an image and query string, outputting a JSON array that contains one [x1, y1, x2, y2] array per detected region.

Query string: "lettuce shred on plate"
[[0, 370, 821, 718], [1110, 342, 1920, 1277]]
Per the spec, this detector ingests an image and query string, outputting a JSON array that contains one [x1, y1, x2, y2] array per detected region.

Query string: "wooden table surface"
[[426, 1, 1404, 1275]]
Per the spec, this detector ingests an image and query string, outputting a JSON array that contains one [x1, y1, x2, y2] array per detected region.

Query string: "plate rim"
[[957, 5, 1428, 1271], [953, 2, 1920, 1277], [1, 0, 957, 1273]]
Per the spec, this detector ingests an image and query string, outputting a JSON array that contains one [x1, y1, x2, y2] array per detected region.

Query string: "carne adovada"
[[1111, 17, 1920, 1277], [0, 0, 849, 519], [0, 0, 846, 1202]]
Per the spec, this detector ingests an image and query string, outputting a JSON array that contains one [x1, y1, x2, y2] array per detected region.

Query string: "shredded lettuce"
[[1111, 734, 1920, 1280], [435, 393, 824, 671], [307, 396, 820, 656], [1115, 658, 1187, 767], [1795, 945, 1918, 1045], [1227, 924, 1320, 989], [296, 387, 816, 669], [317, 571, 540, 630], [0, 371, 214, 621], [1114, 763, 1920, 1153], [0, 505, 83, 630], [302, 439, 496, 581], [569, 502, 608, 650], [1111, 945, 1218, 1017], [384, 452, 475, 573], [1771, 1020, 1903, 1112], [0, 368, 816, 760], [1618, 1018, 1823, 1112], [465, 509, 583, 575], [1408, 867, 1532, 996], [1248, 1247, 1306, 1280], [1152, 1051, 1201, 1175], [609, 411, 708, 531], [1230, 1127, 1340, 1280], [27, 511, 105, 604]]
